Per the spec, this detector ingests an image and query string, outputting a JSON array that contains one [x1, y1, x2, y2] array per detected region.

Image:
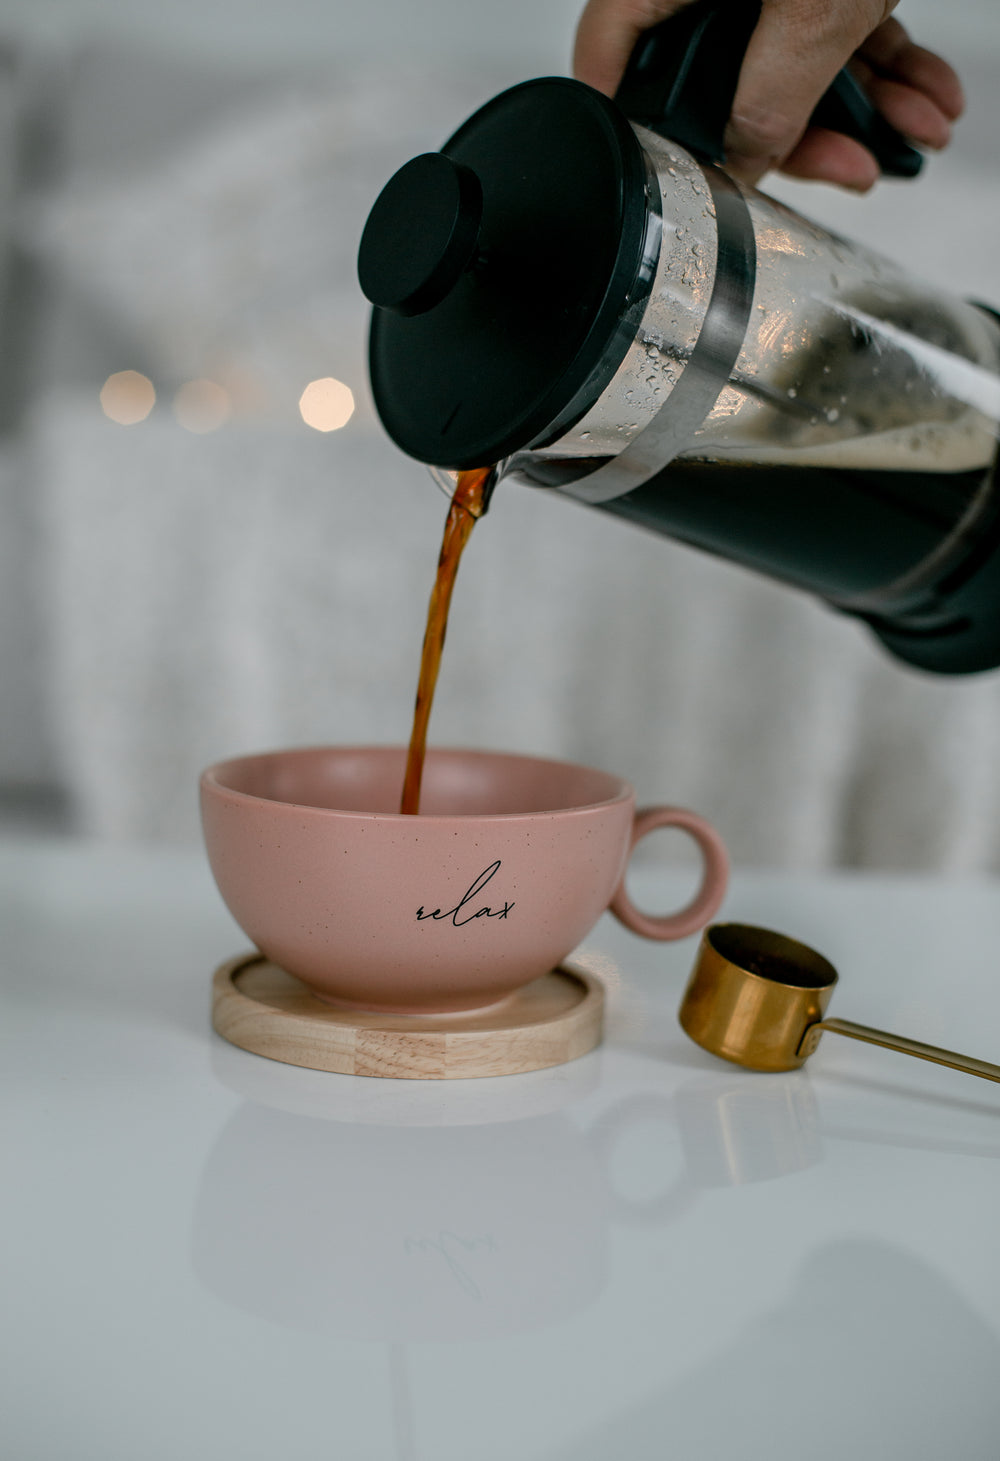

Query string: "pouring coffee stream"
[[359, 0, 1000, 676], [400, 465, 495, 814]]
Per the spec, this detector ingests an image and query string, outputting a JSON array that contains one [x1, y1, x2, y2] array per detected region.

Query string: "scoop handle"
[[799, 1017, 1000, 1085]]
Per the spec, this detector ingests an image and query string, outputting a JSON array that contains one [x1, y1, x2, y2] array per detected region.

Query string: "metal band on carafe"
[[561, 167, 757, 506]]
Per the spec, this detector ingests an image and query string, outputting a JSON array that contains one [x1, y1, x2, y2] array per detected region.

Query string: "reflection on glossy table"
[[3, 838, 999, 1461]]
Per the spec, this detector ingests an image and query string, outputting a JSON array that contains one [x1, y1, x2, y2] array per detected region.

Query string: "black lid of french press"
[[359, 78, 651, 469]]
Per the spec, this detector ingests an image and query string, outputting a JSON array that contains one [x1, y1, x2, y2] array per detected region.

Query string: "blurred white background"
[[1, 0, 999, 868]]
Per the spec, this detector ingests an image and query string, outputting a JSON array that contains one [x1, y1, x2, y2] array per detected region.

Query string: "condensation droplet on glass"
[[826, 407, 840, 422], [822, 364, 831, 374], [581, 430, 591, 440], [787, 387, 797, 398]]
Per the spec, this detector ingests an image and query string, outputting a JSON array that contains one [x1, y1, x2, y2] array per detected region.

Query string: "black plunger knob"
[[358, 152, 484, 317]]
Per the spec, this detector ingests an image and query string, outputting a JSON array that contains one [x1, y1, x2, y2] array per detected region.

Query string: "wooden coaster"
[[212, 954, 604, 1080]]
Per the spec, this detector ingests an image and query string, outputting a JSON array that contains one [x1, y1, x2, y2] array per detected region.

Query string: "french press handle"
[[615, 0, 923, 178]]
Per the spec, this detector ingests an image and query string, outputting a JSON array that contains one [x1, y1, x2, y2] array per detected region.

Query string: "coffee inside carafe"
[[500, 169, 1000, 672]]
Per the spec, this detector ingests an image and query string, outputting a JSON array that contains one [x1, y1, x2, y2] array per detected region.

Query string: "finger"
[[776, 127, 881, 190], [573, 0, 692, 96], [858, 16, 965, 118], [862, 74, 953, 149], [724, 0, 892, 177]]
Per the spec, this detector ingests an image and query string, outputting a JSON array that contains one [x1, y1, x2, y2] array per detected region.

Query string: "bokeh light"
[[100, 370, 155, 425], [298, 377, 355, 432], [174, 378, 231, 434]]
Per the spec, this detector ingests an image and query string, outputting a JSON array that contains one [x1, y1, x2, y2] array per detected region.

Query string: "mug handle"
[[609, 806, 728, 940]]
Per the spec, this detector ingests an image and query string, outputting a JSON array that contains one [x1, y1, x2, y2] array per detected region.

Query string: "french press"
[[358, 0, 1000, 675]]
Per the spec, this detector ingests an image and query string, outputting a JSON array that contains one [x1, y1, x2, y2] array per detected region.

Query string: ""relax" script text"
[[416, 860, 514, 927]]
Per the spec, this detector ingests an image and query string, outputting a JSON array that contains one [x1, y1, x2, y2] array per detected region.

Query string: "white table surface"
[[3, 835, 999, 1461]]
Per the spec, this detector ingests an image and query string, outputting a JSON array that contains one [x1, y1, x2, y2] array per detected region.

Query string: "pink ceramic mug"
[[200, 746, 728, 1014]]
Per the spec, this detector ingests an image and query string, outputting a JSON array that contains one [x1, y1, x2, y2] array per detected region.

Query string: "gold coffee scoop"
[[680, 923, 1000, 1084]]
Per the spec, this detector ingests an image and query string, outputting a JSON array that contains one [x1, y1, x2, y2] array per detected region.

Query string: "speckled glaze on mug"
[[200, 746, 728, 1014]]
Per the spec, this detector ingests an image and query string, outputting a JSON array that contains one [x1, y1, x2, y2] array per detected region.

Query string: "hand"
[[573, 0, 965, 190]]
